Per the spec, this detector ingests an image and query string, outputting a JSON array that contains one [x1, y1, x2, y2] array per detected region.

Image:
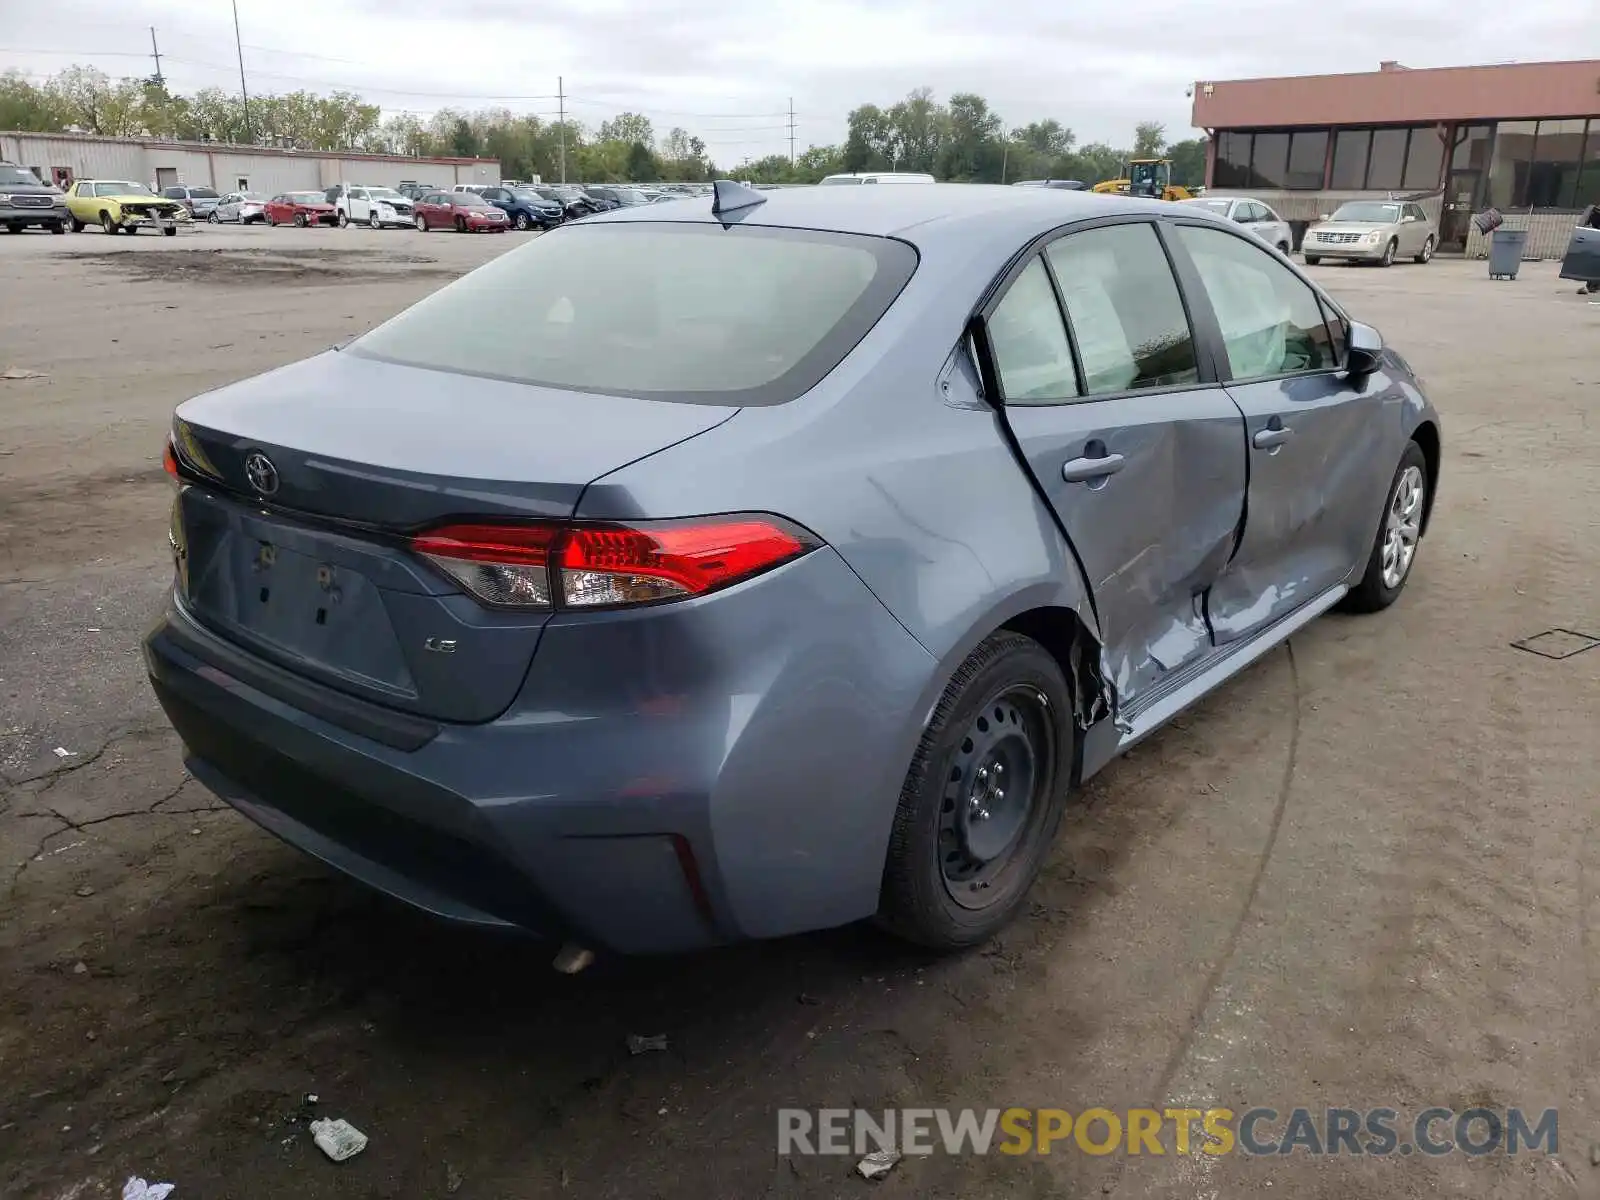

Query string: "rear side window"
[[989, 258, 1079, 403], [1044, 223, 1198, 395], [1174, 225, 1338, 380], [351, 223, 918, 405]]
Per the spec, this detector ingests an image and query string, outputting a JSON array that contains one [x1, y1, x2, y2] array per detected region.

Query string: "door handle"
[[1252, 425, 1294, 450], [1061, 452, 1126, 483]]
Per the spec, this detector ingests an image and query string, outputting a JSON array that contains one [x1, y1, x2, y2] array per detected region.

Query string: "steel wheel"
[[1381, 465, 1425, 589], [937, 686, 1050, 908]]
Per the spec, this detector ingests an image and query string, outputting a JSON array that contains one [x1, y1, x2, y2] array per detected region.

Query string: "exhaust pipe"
[[552, 943, 595, 975]]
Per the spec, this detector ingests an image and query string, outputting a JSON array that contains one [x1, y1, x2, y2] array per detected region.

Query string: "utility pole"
[[787, 97, 796, 165], [231, 0, 252, 143], [148, 27, 165, 89], [557, 75, 566, 183]]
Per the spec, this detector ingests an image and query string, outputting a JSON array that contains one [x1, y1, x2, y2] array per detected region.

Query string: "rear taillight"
[[411, 516, 818, 610], [162, 438, 181, 482]]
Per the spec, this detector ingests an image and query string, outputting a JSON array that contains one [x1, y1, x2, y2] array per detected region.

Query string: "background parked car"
[[0, 161, 69, 233], [327, 184, 415, 229], [1014, 179, 1089, 190], [397, 183, 436, 201], [542, 185, 614, 216], [477, 185, 564, 230], [1304, 201, 1437, 266], [264, 192, 338, 227], [1180, 196, 1295, 254], [211, 191, 269, 224], [585, 185, 652, 209], [160, 185, 221, 221], [65, 180, 182, 235], [412, 191, 509, 232]]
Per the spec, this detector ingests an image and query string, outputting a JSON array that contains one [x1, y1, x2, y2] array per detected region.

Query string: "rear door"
[[989, 218, 1248, 710], [1167, 221, 1390, 643]]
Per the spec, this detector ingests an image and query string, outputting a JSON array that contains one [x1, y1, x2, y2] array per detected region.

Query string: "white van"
[[818, 172, 936, 186]]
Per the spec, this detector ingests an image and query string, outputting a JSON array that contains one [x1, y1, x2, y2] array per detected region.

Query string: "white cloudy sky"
[[0, 0, 1581, 160]]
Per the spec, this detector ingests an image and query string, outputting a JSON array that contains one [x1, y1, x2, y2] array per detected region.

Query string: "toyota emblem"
[[244, 451, 280, 496]]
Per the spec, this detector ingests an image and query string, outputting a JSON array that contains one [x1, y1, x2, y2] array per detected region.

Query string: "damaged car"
[[65, 179, 184, 235], [146, 182, 1441, 959]]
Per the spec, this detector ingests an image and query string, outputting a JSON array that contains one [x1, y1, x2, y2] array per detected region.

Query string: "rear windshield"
[[350, 222, 918, 405], [191, 187, 220, 199]]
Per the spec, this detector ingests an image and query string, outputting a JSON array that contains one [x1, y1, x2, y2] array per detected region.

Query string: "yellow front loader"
[[1092, 158, 1193, 202]]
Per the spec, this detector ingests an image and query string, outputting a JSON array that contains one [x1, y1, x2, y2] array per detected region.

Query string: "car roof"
[[587, 182, 1167, 247]]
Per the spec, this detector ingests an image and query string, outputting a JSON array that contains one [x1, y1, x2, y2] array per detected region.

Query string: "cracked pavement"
[[1, 229, 1597, 1200]]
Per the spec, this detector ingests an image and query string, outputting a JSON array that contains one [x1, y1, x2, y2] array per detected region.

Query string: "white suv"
[[327, 184, 415, 229]]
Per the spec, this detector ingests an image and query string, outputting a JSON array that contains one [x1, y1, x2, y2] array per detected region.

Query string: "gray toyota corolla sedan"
[[147, 181, 1440, 957]]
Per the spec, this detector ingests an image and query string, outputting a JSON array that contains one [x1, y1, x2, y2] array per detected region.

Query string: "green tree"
[[599, 111, 654, 148], [1167, 137, 1208, 188], [449, 118, 479, 158], [46, 66, 143, 136], [888, 87, 945, 173], [843, 103, 895, 172], [1132, 121, 1167, 159], [1015, 119, 1074, 157], [625, 140, 658, 181], [794, 144, 844, 181], [1070, 142, 1126, 187], [940, 92, 1003, 180]]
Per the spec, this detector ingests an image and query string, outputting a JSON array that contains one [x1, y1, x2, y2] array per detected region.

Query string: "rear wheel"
[[1414, 236, 1434, 264], [69, 214, 85, 232], [877, 631, 1072, 950], [162, 225, 177, 237], [1342, 441, 1428, 613]]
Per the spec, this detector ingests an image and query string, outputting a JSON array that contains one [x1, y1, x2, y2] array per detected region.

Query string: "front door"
[[989, 221, 1247, 710], [1439, 169, 1482, 251], [1167, 221, 1391, 642]]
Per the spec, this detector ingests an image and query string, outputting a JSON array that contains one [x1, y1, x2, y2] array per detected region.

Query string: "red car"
[[412, 191, 510, 233], [265, 192, 338, 227]]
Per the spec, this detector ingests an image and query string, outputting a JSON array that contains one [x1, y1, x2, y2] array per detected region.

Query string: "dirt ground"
[[1, 222, 1598, 1200]]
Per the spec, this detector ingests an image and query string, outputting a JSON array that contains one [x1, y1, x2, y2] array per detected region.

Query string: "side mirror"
[[1345, 321, 1383, 378]]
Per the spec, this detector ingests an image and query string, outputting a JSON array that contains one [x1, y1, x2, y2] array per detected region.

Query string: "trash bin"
[[1489, 228, 1528, 279]]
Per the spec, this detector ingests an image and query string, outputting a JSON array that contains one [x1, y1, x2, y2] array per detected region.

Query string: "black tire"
[[877, 631, 1073, 950], [337, 211, 349, 228], [1414, 236, 1434, 264], [162, 225, 177, 237], [1342, 440, 1429, 614], [208, 210, 220, 224], [1303, 254, 1321, 266], [69, 214, 85, 232], [454, 215, 467, 233], [515, 212, 531, 231], [1276, 242, 1290, 254], [50, 221, 66, 235], [1379, 239, 1397, 267], [293, 213, 308, 228], [100, 210, 117, 234], [414, 214, 428, 232], [369, 210, 382, 229]]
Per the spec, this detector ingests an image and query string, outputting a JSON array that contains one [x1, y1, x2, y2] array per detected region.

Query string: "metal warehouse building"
[[0, 130, 500, 199], [1190, 58, 1600, 258]]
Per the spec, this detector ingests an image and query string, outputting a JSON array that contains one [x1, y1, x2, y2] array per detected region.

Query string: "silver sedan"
[[1179, 196, 1294, 255], [211, 192, 270, 225]]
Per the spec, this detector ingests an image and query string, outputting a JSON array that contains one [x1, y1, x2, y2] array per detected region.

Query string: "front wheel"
[[454, 215, 467, 233], [50, 220, 67, 235], [1414, 236, 1434, 264], [877, 631, 1072, 950], [515, 212, 531, 231], [337, 211, 349, 228], [69, 214, 85, 232], [1379, 239, 1397, 267], [369, 211, 382, 229], [414, 214, 428, 232], [1303, 254, 1321, 266], [208, 211, 219, 224], [293, 213, 308, 228], [1342, 441, 1428, 613], [100, 210, 117, 235]]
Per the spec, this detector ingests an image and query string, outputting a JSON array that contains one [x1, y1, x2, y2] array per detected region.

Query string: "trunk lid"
[[172, 350, 737, 723]]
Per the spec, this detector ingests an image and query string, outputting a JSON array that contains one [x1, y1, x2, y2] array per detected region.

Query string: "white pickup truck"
[[325, 183, 415, 229]]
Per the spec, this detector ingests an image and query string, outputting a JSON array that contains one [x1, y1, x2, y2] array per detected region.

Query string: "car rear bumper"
[[144, 546, 936, 954]]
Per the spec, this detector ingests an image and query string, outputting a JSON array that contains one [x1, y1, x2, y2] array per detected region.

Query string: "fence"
[[1463, 211, 1583, 261]]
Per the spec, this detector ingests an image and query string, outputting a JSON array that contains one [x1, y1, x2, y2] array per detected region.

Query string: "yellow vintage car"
[[64, 180, 186, 235]]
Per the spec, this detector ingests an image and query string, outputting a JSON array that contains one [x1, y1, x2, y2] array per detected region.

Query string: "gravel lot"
[[2, 222, 1598, 1200]]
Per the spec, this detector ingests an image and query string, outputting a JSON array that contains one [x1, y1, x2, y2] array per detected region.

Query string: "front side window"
[[1175, 225, 1337, 381], [1044, 223, 1198, 395], [350, 223, 917, 406], [988, 258, 1079, 404]]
